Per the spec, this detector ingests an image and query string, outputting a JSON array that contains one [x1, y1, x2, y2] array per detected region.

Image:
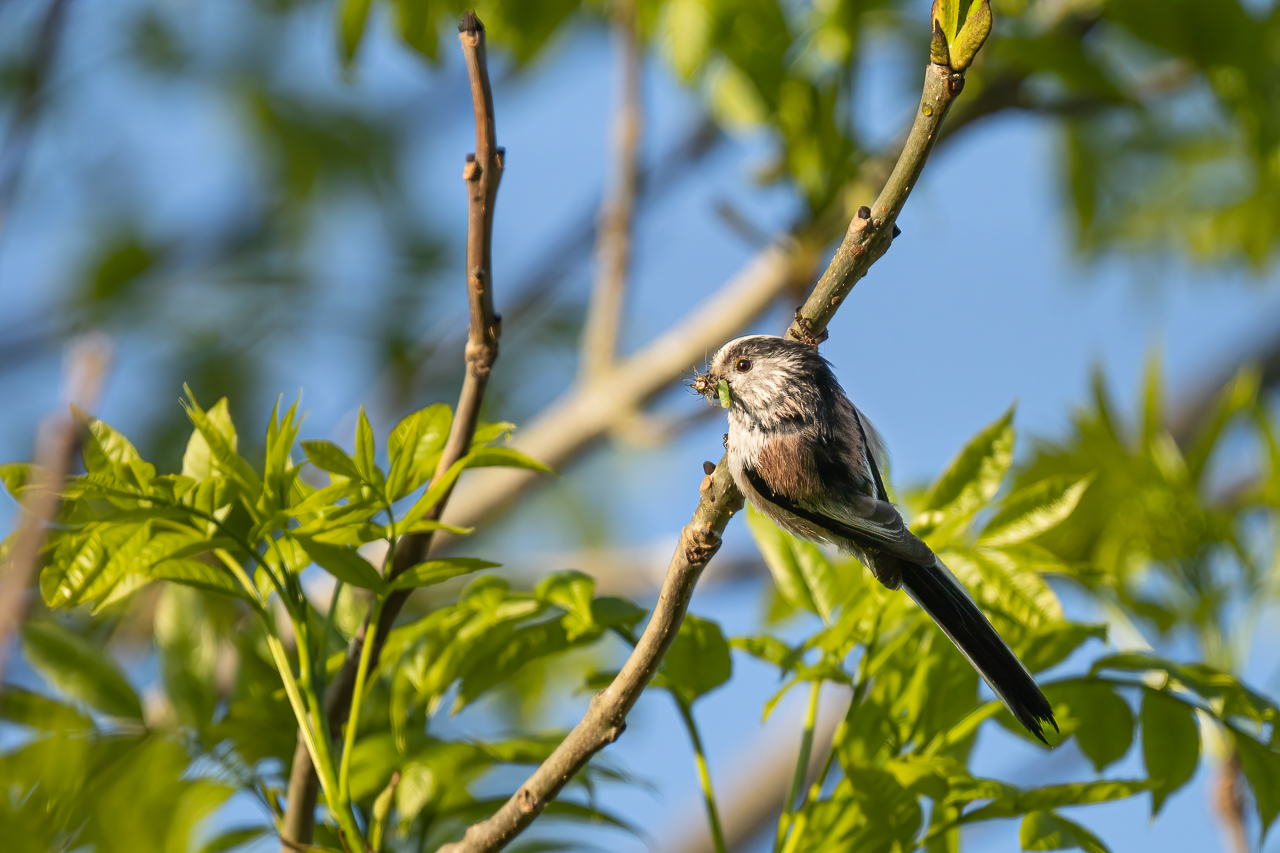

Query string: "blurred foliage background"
[[4, 0, 1280, 851]]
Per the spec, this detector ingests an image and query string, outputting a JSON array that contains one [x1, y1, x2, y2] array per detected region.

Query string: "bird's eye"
[[735, 358, 752, 373]]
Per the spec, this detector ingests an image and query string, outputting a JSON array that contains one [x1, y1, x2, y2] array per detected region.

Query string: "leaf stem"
[[775, 680, 821, 853], [674, 697, 727, 853], [339, 598, 382, 806]]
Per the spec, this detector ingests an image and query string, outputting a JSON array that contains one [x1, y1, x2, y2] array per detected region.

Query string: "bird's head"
[[691, 335, 833, 429]]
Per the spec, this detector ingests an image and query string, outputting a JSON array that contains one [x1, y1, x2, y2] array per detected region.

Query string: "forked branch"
[[437, 46, 967, 853], [279, 12, 504, 848]]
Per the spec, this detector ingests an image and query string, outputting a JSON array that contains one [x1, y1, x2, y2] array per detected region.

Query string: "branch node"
[[702, 460, 716, 475], [856, 205, 871, 220]]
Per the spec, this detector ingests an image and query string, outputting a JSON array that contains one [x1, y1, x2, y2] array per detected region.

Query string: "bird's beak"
[[690, 369, 726, 406]]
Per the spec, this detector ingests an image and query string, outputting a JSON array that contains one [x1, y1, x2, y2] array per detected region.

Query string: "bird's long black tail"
[[897, 556, 1057, 743]]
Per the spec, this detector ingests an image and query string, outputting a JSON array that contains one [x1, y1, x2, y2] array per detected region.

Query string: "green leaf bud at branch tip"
[[950, 0, 992, 72], [930, 19, 950, 67]]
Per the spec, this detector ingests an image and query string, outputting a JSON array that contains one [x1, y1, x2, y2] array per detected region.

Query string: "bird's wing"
[[741, 453, 934, 566]]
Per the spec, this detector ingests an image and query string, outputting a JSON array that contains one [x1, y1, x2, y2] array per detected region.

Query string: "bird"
[[692, 333, 1056, 742]]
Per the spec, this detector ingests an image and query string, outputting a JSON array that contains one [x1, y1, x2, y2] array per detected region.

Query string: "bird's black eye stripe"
[[735, 357, 752, 372]]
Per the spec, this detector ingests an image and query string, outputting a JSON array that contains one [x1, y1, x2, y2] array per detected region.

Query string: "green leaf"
[[919, 407, 1015, 535], [182, 397, 236, 482], [41, 522, 149, 609], [355, 405, 379, 483], [149, 558, 253, 601], [1002, 680, 1134, 770], [966, 779, 1148, 822], [731, 634, 794, 669], [745, 504, 818, 614], [196, 827, 273, 853], [182, 389, 262, 503], [21, 620, 142, 719], [536, 570, 596, 624], [470, 421, 515, 446], [659, 614, 731, 703], [75, 404, 147, 470], [590, 596, 646, 631], [387, 403, 452, 501], [0, 462, 33, 499], [1228, 726, 1280, 835], [463, 446, 554, 473], [338, 0, 372, 65], [1020, 811, 1110, 853], [295, 535, 384, 591], [156, 584, 217, 730], [1186, 368, 1258, 481], [301, 440, 362, 481], [0, 685, 93, 731], [386, 558, 500, 591], [454, 616, 602, 711], [949, 0, 991, 71], [1016, 622, 1107, 673], [980, 475, 1092, 547], [399, 445, 553, 525], [1142, 688, 1200, 816]]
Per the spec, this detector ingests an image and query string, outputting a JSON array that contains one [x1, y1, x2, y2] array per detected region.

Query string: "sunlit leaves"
[[296, 535, 385, 591], [302, 440, 363, 481], [386, 558, 500, 592], [917, 407, 1015, 540], [387, 403, 451, 500], [0, 686, 93, 732], [1046, 680, 1134, 772], [658, 615, 732, 704], [1227, 726, 1280, 835], [979, 475, 1092, 547], [1141, 688, 1200, 816], [1020, 810, 1110, 853], [21, 620, 143, 720], [745, 504, 852, 623]]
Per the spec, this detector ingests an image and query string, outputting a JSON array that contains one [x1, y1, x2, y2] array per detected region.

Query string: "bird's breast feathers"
[[729, 425, 822, 501]]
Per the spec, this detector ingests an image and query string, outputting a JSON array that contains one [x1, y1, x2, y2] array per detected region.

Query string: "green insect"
[[717, 379, 731, 409]]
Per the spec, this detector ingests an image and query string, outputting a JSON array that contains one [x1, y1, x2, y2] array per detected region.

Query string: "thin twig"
[[579, 0, 643, 384], [278, 12, 504, 848], [436, 46, 967, 853], [0, 335, 110, 691]]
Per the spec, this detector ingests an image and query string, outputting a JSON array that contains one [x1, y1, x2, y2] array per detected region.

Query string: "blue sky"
[[2, 2, 1280, 851]]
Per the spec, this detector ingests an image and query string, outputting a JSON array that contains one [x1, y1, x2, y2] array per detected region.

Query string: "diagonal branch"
[[436, 52, 966, 853], [279, 12, 504, 848], [579, 0, 644, 384]]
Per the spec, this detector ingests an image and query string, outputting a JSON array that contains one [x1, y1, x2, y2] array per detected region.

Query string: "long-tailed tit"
[[693, 334, 1056, 741]]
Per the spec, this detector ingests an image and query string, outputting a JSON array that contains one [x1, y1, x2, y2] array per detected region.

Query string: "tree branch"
[[579, 0, 643, 384], [436, 54, 965, 853], [279, 12, 504, 848], [0, 335, 109, 692]]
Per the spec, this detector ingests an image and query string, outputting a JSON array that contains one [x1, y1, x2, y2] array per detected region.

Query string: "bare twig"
[[0, 335, 110, 690], [437, 47, 967, 853], [279, 12, 504, 848], [580, 0, 643, 384]]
